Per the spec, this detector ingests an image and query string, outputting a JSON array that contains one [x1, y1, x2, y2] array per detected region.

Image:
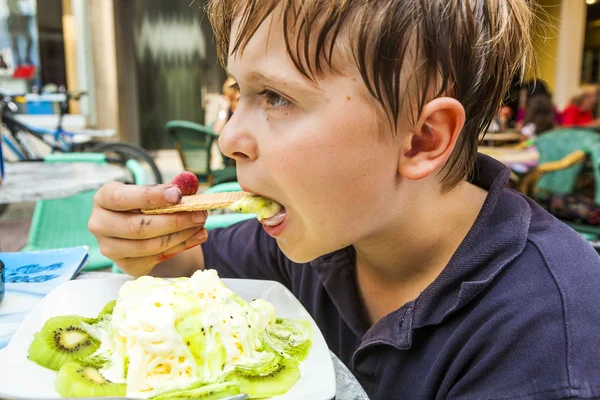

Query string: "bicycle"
[[0, 91, 163, 184], [0, 91, 163, 218]]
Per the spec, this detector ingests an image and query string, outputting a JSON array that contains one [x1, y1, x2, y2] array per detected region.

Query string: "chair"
[[518, 128, 600, 245], [207, 121, 234, 167], [518, 129, 600, 202], [22, 153, 146, 271], [166, 120, 237, 186]]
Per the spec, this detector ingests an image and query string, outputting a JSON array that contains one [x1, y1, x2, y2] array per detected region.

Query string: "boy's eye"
[[258, 89, 292, 109]]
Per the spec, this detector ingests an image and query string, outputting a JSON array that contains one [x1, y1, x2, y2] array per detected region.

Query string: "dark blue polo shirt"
[[201, 154, 600, 399]]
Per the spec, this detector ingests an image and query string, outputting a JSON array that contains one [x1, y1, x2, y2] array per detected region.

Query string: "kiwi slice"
[[97, 299, 117, 320], [55, 361, 126, 397], [264, 319, 312, 362], [228, 357, 301, 398], [28, 315, 100, 371], [151, 381, 241, 400]]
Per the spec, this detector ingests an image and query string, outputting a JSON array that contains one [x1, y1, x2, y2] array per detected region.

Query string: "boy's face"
[[220, 13, 411, 262]]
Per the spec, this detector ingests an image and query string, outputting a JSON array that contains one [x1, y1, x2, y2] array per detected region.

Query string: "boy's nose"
[[218, 111, 258, 162]]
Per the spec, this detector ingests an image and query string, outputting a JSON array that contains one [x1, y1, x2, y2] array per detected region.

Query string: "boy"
[[89, 1, 600, 398]]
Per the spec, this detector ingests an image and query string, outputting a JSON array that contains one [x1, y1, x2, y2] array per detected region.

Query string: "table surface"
[[479, 131, 524, 143], [0, 162, 128, 204], [478, 146, 540, 166], [76, 271, 370, 400]]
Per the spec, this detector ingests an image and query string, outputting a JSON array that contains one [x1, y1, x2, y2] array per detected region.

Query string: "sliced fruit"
[[55, 361, 126, 397], [263, 319, 312, 361], [97, 300, 117, 320], [28, 315, 100, 371], [228, 357, 300, 398]]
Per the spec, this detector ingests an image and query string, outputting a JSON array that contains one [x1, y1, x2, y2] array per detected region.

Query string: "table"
[[0, 161, 128, 204], [479, 146, 540, 174], [479, 131, 524, 145], [77, 272, 370, 400], [480, 131, 523, 140]]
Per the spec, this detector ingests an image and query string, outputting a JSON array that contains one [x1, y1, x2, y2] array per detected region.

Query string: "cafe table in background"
[[479, 131, 525, 146], [478, 145, 540, 175], [0, 160, 128, 204]]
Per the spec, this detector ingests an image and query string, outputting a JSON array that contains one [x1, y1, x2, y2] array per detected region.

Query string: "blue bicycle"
[[0, 91, 163, 184]]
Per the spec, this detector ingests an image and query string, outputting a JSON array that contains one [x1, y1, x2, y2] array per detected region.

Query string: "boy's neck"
[[354, 181, 488, 325]]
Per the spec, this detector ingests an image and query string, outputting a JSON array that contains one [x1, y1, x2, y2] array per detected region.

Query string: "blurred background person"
[[7, 0, 34, 67], [520, 93, 557, 139], [210, 76, 239, 168], [562, 84, 600, 127], [515, 79, 562, 129], [212, 75, 239, 135]]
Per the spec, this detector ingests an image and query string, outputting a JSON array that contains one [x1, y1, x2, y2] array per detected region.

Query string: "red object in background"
[[12, 65, 36, 80], [562, 104, 594, 127], [499, 106, 513, 119]]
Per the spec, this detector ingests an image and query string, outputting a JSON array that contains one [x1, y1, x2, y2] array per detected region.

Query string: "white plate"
[[0, 276, 336, 399]]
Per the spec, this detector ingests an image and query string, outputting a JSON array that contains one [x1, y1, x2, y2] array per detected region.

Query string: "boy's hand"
[[88, 182, 208, 277]]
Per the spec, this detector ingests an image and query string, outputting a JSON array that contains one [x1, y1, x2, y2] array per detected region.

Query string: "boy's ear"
[[398, 97, 465, 181]]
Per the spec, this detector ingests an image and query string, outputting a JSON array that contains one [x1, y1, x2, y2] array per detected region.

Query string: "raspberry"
[[170, 171, 199, 196]]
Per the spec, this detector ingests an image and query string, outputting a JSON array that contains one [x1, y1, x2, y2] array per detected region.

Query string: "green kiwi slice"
[[97, 299, 117, 320], [151, 381, 241, 400], [28, 315, 100, 371], [228, 357, 301, 398], [55, 361, 126, 397], [263, 318, 312, 362]]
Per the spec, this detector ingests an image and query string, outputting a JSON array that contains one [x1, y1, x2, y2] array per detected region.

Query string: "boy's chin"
[[277, 244, 317, 264], [276, 240, 345, 264]]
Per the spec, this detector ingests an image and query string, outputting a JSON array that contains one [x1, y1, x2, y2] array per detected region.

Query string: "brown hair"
[[207, 0, 534, 188], [571, 84, 599, 108], [523, 94, 555, 136]]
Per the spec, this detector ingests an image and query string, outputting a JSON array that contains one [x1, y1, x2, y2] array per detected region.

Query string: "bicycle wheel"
[[88, 142, 163, 184]]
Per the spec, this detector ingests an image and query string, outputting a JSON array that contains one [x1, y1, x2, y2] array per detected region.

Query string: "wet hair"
[[207, 0, 535, 189]]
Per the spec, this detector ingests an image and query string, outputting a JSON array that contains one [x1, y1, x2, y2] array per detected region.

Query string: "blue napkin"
[[0, 246, 89, 349]]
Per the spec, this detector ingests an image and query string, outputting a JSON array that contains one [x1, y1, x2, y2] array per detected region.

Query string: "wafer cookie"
[[141, 191, 251, 215]]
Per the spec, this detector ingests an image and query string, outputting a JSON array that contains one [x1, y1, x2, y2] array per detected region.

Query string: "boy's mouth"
[[260, 207, 287, 236], [233, 185, 287, 235]]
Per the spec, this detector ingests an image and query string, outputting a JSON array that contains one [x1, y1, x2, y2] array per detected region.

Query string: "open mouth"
[[259, 207, 287, 236]]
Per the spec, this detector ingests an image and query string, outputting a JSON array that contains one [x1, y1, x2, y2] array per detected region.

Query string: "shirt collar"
[[411, 154, 531, 329], [311, 154, 532, 358]]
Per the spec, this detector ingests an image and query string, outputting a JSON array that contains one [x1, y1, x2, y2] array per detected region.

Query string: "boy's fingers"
[[98, 227, 205, 259], [156, 228, 207, 260], [114, 228, 208, 277], [94, 182, 182, 211], [89, 206, 207, 240]]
